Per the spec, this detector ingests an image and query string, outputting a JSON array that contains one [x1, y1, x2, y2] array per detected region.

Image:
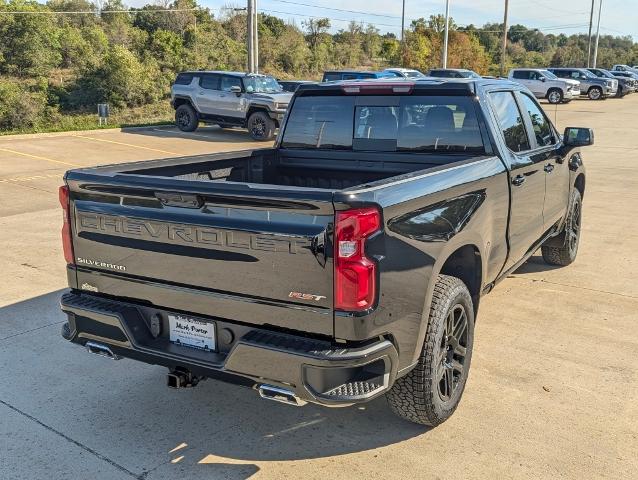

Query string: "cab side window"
[[200, 74, 220, 90], [512, 71, 529, 80], [489, 91, 530, 153], [221, 75, 242, 92], [519, 93, 556, 147]]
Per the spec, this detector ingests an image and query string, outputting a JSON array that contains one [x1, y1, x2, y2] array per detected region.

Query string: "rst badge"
[[289, 292, 327, 302]]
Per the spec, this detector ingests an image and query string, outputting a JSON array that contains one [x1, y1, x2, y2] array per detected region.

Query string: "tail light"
[[59, 185, 75, 265], [334, 207, 381, 311]]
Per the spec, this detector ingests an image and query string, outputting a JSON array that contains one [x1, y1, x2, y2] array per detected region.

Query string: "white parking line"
[[71, 134, 180, 156], [0, 147, 79, 167], [151, 128, 220, 140], [0, 173, 62, 184]]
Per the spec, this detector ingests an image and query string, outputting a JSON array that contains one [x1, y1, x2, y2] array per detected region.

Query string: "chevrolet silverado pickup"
[[59, 78, 592, 426]]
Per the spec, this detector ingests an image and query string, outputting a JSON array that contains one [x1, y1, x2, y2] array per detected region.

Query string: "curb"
[[0, 124, 174, 141]]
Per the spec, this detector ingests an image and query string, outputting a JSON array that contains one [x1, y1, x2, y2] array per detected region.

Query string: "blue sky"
[[183, 0, 635, 40]]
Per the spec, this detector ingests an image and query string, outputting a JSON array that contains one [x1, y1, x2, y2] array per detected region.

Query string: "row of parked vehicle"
[[170, 64, 638, 140], [278, 68, 481, 92], [509, 65, 638, 103]]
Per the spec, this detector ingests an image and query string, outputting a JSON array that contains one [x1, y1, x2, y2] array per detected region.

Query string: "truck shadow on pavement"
[[0, 290, 428, 480], [513, 254, 563, 275], [130, 125, 268, 145]]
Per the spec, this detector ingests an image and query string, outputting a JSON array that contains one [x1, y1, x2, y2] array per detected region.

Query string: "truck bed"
[[97, 147, 484, 191]]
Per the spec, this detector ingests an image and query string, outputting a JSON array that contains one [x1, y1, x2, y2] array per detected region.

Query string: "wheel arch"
[[246, 105, 271, 118], [438, 244, 483, 316], [574, 173, 585, 199], [173, 96, 196, 110], [405, 241, 484, 372]]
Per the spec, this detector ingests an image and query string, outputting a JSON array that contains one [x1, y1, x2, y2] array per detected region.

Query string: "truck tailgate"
[[67, 175, 335, 336]]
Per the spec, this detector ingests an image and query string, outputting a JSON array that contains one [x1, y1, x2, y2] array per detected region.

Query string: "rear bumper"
[[60, 291, 399, 407]]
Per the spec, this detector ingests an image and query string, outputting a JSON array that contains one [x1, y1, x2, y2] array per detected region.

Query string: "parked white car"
[[382, 68, 427, 78], [508, 68, 580, 104]]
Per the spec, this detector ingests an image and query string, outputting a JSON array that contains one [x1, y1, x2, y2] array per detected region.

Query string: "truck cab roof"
[[177, 71, 273, 78], [296, 77, 520, 96]]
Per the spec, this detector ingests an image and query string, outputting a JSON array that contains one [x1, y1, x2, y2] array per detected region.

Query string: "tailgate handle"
[[155, 192, 203, 208]]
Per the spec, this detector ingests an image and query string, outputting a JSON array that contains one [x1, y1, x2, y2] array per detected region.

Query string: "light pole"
[[592, 0, 603, 68], [401, 0, 406, 44], [586, 0, 595, 67], [247, 0, 254, 72], [401, 0, 406, 66], [442, 0, 450, 68], [500, 0, 509, 77], [254, 0, 259, 73]]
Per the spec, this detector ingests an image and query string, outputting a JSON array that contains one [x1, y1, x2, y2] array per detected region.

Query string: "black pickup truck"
[[59, 79, 592, 426]]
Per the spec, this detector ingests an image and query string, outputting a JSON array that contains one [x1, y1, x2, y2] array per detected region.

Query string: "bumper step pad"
[[325, 381, 383, 397]]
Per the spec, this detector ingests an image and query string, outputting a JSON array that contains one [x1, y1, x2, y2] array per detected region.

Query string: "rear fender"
[[407, 232, 486, 371]]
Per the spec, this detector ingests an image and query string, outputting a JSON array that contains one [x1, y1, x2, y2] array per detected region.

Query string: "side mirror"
[[540, 77, 546, 82], [563, 127, 594, 147], [230, 85, 242, 95]]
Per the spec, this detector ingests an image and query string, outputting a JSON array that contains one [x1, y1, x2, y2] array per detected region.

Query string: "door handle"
[[512, 175, 526, 186], [544, 163, 555, 173]]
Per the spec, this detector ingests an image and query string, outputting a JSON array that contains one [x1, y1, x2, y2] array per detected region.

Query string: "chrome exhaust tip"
[[85, 341, 121, 360], [258, 384, 307, 407]]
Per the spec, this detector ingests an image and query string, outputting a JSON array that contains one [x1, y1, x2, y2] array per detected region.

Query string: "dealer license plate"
[[168, 314, 215, 351]]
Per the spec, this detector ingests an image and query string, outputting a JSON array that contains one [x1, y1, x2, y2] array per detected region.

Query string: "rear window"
[[343, 73, 376, 80], [281, 95, 485, 153], [281, 96, 355, 149], [512, 71, 529, 80], [323, 73, 342, 82], [174, 73, 194, 85]]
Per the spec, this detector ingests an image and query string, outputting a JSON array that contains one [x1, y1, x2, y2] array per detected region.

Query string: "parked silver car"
[[171, 71, 293, 140], [610, 71, 638, 93], [547, 68, 617, 100], [612, 64, 638, 75], [587, 68, 635, 97], [508, 68, 580, 104], [428, 68, 482, 78]]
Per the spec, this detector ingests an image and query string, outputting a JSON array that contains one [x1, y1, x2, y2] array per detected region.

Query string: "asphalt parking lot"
[[1, 98, 637, 479]]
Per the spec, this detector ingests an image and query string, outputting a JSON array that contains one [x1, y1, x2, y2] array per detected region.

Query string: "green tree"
[[0, 79, 49, 130], [0, 0, 63, 76]]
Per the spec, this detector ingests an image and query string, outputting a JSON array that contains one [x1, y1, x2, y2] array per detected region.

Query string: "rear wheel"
[[386, 275, 474, 426], [541, 189, 582, 266], [588, 86, 603, 100], [547, 88, 563, 104], [247, 111, 275, 141], [175, 104, 198, 132]]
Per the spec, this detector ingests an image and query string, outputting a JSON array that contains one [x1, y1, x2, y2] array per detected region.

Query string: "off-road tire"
[[541, 189, 582, 266], [588, 86, 603, 100], [247, 111, 275, 141], [386, 275, 474, 426], [175, 104, 198, 132], [547, 88, 563, 104]]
